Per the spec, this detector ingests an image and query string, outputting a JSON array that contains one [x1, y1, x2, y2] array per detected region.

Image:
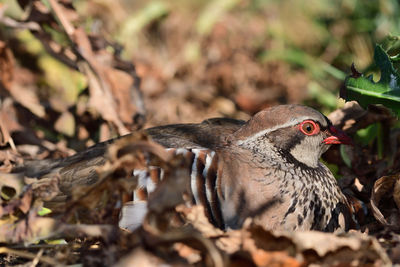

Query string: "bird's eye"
[[299, 120, 319, 136]]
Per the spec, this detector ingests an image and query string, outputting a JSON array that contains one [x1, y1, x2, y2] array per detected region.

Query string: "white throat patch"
[[289, 136, 323, 168]]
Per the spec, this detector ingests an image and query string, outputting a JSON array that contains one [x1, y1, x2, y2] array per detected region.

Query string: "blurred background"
[[1, 0, 399, 153]]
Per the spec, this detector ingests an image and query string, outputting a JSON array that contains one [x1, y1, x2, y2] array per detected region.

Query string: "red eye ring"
[[299, 120, 320, 136]]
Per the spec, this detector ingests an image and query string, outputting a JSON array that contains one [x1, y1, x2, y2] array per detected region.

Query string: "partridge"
[[15, 105, 356, 232], [121, 104, 356, 232]]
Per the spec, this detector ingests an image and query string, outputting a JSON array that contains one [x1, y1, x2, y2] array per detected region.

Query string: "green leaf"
[[355, 123, 378, 146], [343, 44, 400, 116], [340, 145, 352, 168], [45, 239, 67, 245], [38, 207, 52, 216]]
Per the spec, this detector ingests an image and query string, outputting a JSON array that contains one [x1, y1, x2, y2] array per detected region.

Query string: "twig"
[[9, 244, 68, 250], [0, 247, 63, 266], [29, 248, 43, 267], [48, 0, 75, 36]]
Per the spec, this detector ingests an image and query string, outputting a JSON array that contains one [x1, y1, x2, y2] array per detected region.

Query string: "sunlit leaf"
[[343, 45, 400, 116], [38, 207, 52, 216]]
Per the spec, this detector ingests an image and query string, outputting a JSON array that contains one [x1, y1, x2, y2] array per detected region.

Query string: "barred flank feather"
[[131, 148, 225, 229]]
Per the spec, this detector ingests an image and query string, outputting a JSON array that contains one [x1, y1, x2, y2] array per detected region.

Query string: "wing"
[[146, 117, 245, 149], [12, 117, 244, 186]]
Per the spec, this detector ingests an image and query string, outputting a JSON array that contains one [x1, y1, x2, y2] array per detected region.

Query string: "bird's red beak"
[[323, 126, 353, 145]]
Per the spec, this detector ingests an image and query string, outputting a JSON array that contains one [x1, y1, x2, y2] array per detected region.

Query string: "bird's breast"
[[221, 161, 349, 232]]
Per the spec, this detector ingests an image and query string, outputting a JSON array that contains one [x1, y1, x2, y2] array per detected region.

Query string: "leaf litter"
[[0, 0, 400, 266]]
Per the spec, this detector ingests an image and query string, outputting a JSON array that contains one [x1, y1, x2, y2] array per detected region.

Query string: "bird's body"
[[121, 105, 355, 232], [15, 104, 356, 232]]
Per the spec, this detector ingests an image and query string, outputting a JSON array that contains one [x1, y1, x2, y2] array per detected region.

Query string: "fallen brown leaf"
[[216, 221, 390, 266], [0, 172, 24, 204], [54, 111, 76, 137], [0, 208, 56, 244], [114, 247, 166, 267], [371, 174, 400, 228], [0, 40, 14, 90]]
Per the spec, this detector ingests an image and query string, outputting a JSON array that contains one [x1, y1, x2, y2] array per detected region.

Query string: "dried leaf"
[[0, 188, 32, 217], [114, 247, 166, 267], [0, 41, 14, 90], [0, 120, 14, 149], [0, 98, 23, 149], [54, 111, 75, 137], [146, 155, 192, 214], [177, 205, 224, 238], [0, 172, 24, 203], [371, 174, 400, 227], [173, 242, 202, 264], [327, 101, 393, 133], [0, 210, 56, 243], [82, 61, 130, 134], [8, 83, 45, 118], [219, 222, 390, 266], [394, 179, 400, 211], [0, 150, 22, 172], [105, 68, 137, 124]]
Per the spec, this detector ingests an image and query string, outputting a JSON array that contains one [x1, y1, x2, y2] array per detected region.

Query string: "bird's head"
[[233, 105, 353, 168]]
